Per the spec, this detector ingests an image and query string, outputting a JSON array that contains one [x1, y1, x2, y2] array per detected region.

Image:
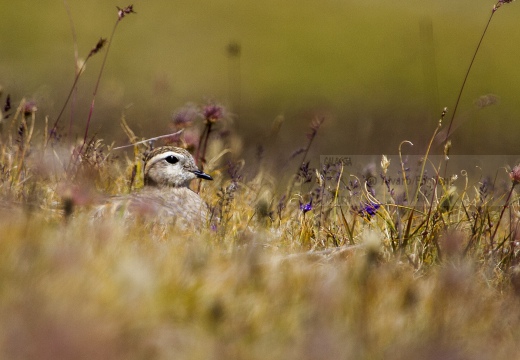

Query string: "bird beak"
[[193, 169, 213, 181]]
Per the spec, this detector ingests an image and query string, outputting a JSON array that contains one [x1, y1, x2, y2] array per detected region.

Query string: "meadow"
[[1, 1, 520, 359]]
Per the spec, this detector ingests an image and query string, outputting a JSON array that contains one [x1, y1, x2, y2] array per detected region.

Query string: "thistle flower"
[[23, 100, 38, 116], [510, 164, 520, 184], [203, 103, 225, 123]]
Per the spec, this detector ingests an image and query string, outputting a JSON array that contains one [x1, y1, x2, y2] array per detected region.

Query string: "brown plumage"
[[96, 146, 213, 227]]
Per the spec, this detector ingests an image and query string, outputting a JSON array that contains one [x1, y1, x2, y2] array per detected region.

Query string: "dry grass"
[[1, 99, 520, 360], [1, 211, 520, 359]]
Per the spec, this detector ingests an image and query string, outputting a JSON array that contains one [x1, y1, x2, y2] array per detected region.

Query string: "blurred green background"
[[1, 0, 519, 156]]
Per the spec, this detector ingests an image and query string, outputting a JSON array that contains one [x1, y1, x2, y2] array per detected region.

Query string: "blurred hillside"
[[1, 0, 519, 156]]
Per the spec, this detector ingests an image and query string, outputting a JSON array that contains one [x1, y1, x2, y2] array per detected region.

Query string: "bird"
[[95, 146, 213, 227]]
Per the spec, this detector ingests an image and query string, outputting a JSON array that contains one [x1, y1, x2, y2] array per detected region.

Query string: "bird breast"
[[95, 187, 210, 228]]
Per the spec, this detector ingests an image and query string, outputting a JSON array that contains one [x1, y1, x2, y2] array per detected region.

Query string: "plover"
[[96, 146, 213, 227]]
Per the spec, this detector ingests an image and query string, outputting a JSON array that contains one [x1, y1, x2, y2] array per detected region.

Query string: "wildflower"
[[510, 164, 520, 184], [181, 128, 200, 151], [117, 5, 136, 20], [203, 103, 225, 123], [478, 176, 492, 202], [172, 103, 199, 128], [226, 160, 242, 183], [23, 100, 38, 116], [299, 199, 313, 214], [297, 161, 313, 183], [493, 0, 514, 12], [359, 202, 380, 217]]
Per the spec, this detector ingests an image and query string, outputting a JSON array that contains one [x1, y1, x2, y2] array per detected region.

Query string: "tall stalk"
[[443, 0, 513, 145]]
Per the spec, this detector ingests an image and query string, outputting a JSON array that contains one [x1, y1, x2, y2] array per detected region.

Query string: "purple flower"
[[493, 0, 514, 12], [203, 103, 225, 123], [23, 100, 38, 115], [172, 103, 199, 128], [298, 161, 313, 183], [510, 164, 520, 184], [300, 199, 313, 213], [359, 202, 380, 217]]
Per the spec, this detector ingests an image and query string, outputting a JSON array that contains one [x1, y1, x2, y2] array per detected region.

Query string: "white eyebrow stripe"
[[152, 151, 183, 162], [157, 151, 178, 159], [145, 152, 183, 171]]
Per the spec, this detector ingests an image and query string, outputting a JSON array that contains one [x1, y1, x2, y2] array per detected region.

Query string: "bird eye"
[[164, 155, 179, 164]]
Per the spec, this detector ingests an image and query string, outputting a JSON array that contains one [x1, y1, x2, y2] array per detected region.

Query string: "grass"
[[1, 1, 520, 359]]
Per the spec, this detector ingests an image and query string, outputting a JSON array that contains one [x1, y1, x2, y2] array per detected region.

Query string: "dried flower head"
[[510, 164, 520, 184], [89, 38, 107, 57], [117, 5, 136, 20], [493, 0, 514, 12], [444, 140, 451, 160], [4, 94, 11, 113], [381, 155, 390, 175]]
